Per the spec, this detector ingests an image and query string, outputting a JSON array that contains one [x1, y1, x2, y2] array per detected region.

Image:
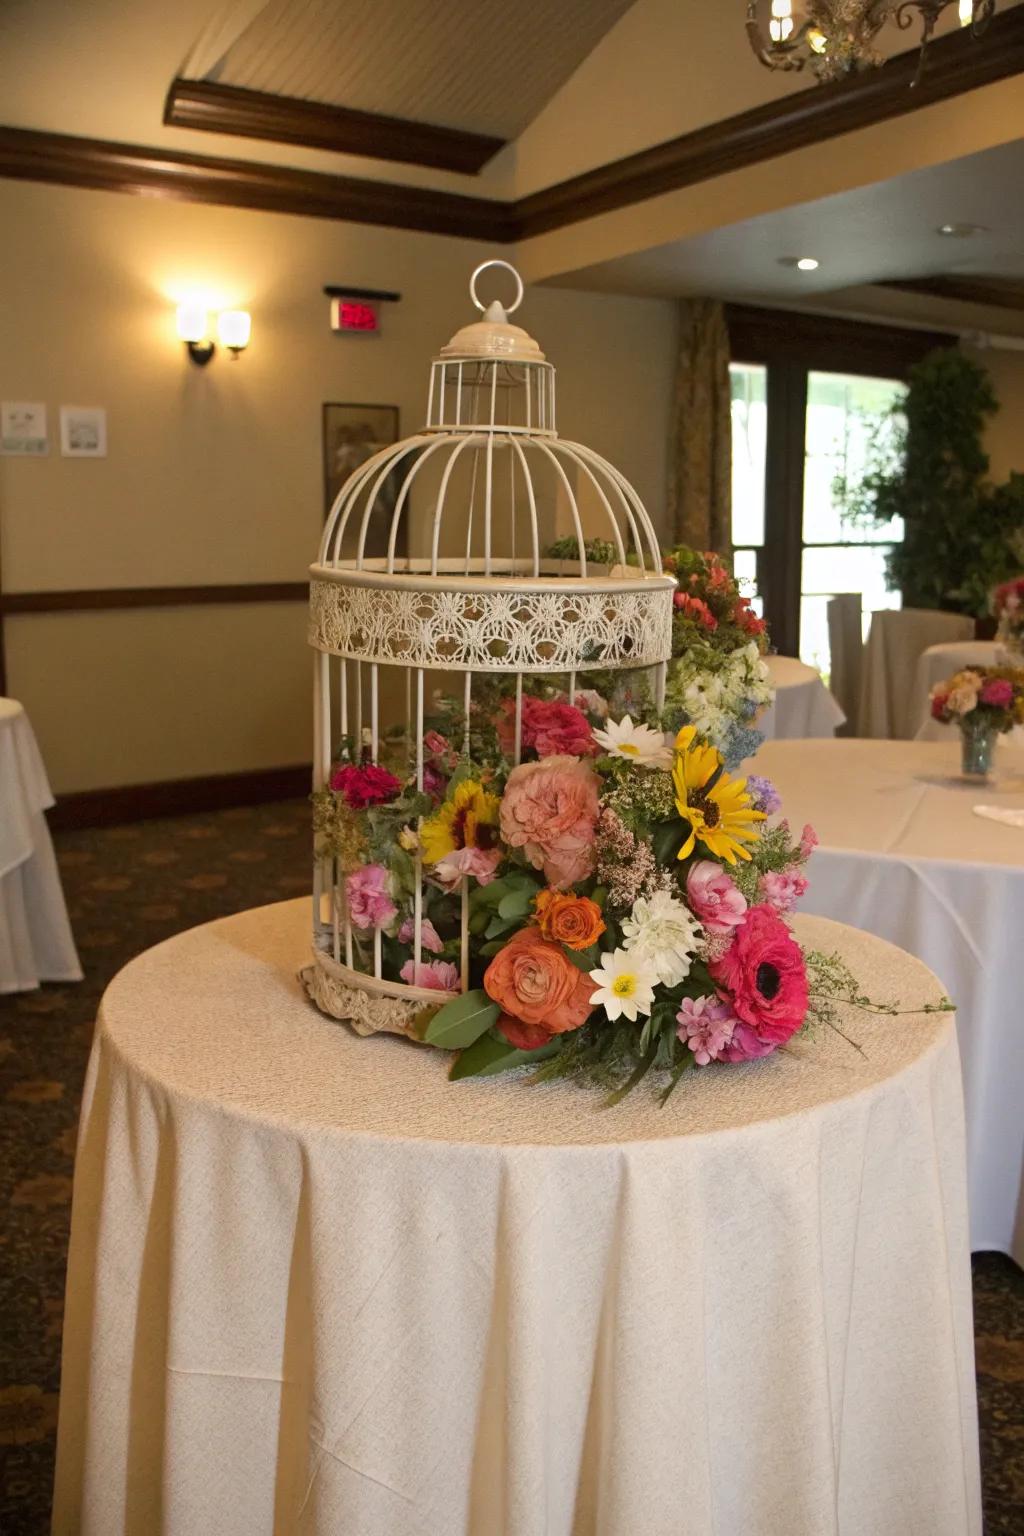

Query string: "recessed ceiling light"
[[937, 222, 987, 238], [778, 256, 821, 271]]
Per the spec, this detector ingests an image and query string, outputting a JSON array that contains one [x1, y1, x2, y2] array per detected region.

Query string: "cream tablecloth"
[[53, 898, 981, 1536], [857, 609, 975, 739], [762, 655, 845, 739], [0, 697, 81, 992], [749, 737, 1024, 1262]]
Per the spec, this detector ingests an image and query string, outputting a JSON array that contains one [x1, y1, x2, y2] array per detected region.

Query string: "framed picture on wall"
[[322, 402, 404, 559]]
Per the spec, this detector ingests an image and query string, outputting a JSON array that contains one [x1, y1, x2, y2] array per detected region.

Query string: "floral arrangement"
[[929, 665, 1024, 733], [993, 575, 1024, 659], [312, 689, 929, 1101]]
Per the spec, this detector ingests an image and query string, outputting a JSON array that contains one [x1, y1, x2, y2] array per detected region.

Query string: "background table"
[[749, 736, 1024, 1262], [54, 898, 981, 1536], [857, 608, 975, 739], [912, 640, 1024, 744], [762, 655, 845, 739], [0, 697, 81, 992]]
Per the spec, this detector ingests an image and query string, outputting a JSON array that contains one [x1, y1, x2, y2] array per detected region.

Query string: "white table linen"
[[0, 697, 81, 992], [858, 609, 975, 740], [54, 898, 981, 1536], [748, 737, 1024, 1262], [761, 655, 845, 739]]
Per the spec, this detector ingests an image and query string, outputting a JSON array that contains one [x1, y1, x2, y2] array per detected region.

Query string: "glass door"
[[729, 362, 767, 615]]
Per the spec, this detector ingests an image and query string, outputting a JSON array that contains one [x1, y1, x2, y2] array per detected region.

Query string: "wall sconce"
[[176, 304, 251, 366]]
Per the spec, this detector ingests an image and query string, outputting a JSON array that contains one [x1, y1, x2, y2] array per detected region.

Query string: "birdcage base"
[[300, 946, 440, 1039]]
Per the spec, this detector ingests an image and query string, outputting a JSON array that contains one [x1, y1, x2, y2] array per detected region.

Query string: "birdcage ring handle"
[[469, 260, 524, 315]]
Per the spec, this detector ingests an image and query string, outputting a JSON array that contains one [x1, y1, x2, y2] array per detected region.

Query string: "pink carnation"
[[798, 824, 818, 860], [431, 845, 503, 890], [979, 678, 1014, 708], [399, 959, 460, 992], [496, 696, 596, 759], [759, 868, 809, 914], [345, 864, 397, 931], [500, 755, 600, 889], [398, 916, 443, 953], [676, 995, 737, 1065], [709, 904, 809, 1047], [423, 730, 453, 761], [330, 762, 402, 809], [686, 860, 747, 934]]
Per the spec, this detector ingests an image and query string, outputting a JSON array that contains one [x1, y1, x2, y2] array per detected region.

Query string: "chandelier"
[[746, 1, 996, 82]]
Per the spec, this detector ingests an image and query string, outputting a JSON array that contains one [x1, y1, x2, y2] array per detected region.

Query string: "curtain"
[[668, 299, 732, 556]]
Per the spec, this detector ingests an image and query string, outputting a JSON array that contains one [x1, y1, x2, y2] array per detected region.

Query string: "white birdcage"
[[305, 260, 675, 1029]]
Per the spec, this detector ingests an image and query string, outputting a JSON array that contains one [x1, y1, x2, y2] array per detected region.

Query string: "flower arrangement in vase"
[[929, 666, 1024, 779], [993, 576, 1024, 663]]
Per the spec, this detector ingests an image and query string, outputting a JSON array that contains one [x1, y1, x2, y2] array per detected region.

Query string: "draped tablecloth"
[[53, 898, 981, 1536], [857, 609, 975, 739], [762, 655, 845, 740], [0, 697, 81, 993], [749, 736, 1024, 1262]]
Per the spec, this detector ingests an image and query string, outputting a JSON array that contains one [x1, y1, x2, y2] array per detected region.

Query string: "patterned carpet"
[[0, 798, 1021, 1534]]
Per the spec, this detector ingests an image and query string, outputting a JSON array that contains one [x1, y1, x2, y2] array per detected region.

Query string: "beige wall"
[[962, 345, 1024, 485], [0, 179, 676, 793]]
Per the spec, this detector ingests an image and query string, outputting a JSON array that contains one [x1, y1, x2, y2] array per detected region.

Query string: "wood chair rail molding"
[[164, 78, 505, 176], [0, 583, 309, 616], [1, 8, 1022, 241], [47, 763, 313, 831]]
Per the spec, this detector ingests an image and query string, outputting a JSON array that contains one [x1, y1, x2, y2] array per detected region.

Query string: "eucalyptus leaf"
[[498, 888, 535, 921], [653, 817, 689, 866], [424, 989, 499, 1050], [563, 943, 600, 974], [450, 1032, 561, 1080]]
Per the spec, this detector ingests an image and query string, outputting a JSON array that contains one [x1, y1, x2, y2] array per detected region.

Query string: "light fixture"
[[175, 304, 252, 365], [217, 310, 252, 358], [937, 221, 987, 237], [779, 256, 821, 270], [176, 303, 215, 367], [746, 1, 996, 83]]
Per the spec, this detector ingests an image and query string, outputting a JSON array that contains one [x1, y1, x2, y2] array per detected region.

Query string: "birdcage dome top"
[[309, 261, 674, 675]]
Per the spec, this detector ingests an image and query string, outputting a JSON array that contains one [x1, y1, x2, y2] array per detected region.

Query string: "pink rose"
[[399, 959, 459, 991], [686, 861, 747, 934], [496, 696, 596, 759], [345, 864, 397, 931], [709, 904, 809, 1047], [676, 995, 737, 1065], [759, 868, 809, 914], [499, 756, 600, 889], [431, 845, 503, 890], [398, 916, 443, 953], [423, 730, 451, 760], [980, 678, 1014, 708], [330, 763, 402, 809]]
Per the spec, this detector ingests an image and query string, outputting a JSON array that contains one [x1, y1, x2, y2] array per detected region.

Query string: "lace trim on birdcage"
[[300, 953, 434, 1039], [308, 579, 673, 671]]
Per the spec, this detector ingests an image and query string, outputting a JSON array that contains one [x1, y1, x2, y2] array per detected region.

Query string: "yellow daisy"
[[671, 725, 765, 865], [419, 779, 501, 866]]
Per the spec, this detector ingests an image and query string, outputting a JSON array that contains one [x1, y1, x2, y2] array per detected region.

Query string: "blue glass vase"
[[959, 717, 997, 779]]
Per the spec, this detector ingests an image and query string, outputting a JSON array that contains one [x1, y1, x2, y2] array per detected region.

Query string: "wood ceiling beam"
[[878, 275, 1024, 311], [0, 8, 1022, 245], [164, 78, 505, 176]]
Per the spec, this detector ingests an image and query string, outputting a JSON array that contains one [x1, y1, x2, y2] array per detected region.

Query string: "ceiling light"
[[937, 222, 987, 238], [778, 256, 821, 271], [746, 1, 997, 83]]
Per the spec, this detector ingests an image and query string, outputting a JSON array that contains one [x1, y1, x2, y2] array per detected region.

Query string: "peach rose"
[[534, 890, 605, 950], [484, 928, 595, 1049], [499, 755, 600, 889]]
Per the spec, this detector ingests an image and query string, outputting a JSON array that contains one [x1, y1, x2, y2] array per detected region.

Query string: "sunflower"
[[419, 778, 501, 865], [671, 726, 765, 865]]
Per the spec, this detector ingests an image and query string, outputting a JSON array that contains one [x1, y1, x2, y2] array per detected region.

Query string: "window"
[[725, 306, 951, 675]]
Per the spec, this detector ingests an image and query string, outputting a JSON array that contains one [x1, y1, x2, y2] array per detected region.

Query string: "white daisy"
[[592, 714, 674, 769], [589, 948, 659, 1023], [620, 890, 701, 988]]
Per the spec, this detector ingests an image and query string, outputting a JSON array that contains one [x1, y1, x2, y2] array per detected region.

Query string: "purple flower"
[[747, 775, 781, 815]]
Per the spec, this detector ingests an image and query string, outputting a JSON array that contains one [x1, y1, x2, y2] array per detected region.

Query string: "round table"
[[912, 640, 1024, 744], [53, 899, 981, 1536], [762, 655, 845, 739], [748, 736, 1024, 1262], [0, 696, 81, 992]]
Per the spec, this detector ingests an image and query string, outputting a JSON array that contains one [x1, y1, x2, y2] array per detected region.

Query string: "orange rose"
[[534, 890, 605, 950], [483, 928, 594, 1050]]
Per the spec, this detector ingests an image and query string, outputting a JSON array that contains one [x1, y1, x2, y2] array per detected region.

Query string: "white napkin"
[[973, 805, 1024, 829]]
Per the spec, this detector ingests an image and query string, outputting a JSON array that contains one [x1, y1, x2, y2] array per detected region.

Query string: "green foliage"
[[449, 1032, 561, 1079], [423, 989, 499, 1049], [837, 348, 1024, 617]]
